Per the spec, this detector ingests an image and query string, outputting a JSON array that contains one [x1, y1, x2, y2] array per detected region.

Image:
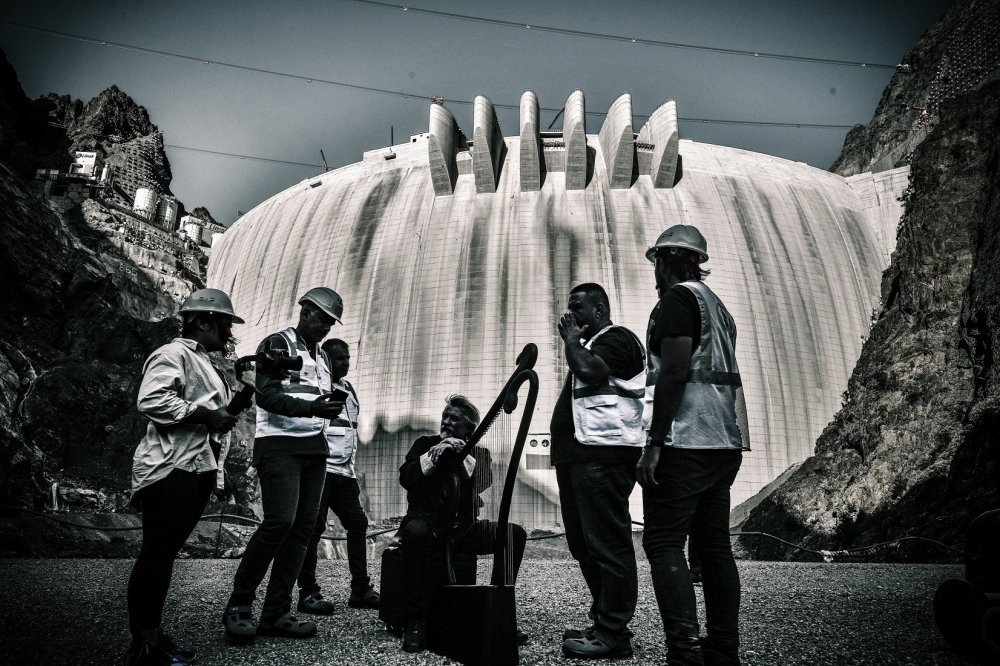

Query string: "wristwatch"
[[645, 435, 665, 448]]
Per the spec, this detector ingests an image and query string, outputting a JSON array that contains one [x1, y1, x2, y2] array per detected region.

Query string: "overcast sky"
[[2, 0, 952, 226]]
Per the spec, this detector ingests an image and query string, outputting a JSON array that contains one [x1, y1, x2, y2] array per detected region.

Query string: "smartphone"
[[325, 388, 349, 403]]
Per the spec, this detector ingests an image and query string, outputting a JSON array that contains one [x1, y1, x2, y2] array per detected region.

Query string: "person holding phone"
[[295, 338, 381, 615], [222, 287, 346, 644], [126, 288, 243, 665]]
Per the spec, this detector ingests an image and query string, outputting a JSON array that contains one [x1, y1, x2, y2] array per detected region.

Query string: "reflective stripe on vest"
[[255, 328, 332, 439], [571, 324, 646, 447], [325, 379, 359, 476], [666, 281, 750, 451]]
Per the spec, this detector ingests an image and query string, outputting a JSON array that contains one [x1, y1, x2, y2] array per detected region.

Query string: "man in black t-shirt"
[[639, 225, 748, 666], [552, 283, 645, 659]]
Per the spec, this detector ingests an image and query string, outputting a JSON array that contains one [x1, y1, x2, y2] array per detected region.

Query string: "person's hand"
[[215, 475, 235, 501], [440, 437, 466, 453], [312, 398, 345, 419], [207, 408, 239, 433], [428, 442, 453, 465], [636, 446, 661, 489], [558, 312, 587, 343]]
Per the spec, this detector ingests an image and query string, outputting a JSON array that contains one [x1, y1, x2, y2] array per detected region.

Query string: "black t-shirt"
[[648, 284, 701, 361], [550, 325, 646, 466]]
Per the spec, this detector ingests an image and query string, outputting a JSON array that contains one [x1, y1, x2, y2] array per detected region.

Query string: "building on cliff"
[[208, 91, 908, 528]]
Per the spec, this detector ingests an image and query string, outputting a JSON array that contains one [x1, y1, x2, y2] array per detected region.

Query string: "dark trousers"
[[642, 448, 743, 666], [127, 469, 214, 634], [297, 472, 372, 597], [228, 454, 327, 620], [556, 461, 639, 637], [398, 517, 527, 620]]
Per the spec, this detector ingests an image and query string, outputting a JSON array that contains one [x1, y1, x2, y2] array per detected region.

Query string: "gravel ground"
[[0, 558, 976, 665]]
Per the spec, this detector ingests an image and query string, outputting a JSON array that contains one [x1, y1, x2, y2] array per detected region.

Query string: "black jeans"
[[642, 448, 743, 666], [228, 454, 327, 620], [556, 461, 638, 638], [398, 517, 527, 620], [297, 472, 372, 597], [127, 468, 214, 634]]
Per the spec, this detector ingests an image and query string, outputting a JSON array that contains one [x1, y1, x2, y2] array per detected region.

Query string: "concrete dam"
[[208, 91, 908, 528]]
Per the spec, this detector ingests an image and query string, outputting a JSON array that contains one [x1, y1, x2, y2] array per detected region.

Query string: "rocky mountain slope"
[[832, 0, 999, 176], [741, 78, 1000, 560], [0, 50, 256, 555]]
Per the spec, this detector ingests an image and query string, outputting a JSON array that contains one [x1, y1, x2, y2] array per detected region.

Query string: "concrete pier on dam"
[[208, 91, 908, 528]]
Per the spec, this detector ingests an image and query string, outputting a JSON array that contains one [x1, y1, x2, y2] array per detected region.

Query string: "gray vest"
[[664, 281, 750, 451]]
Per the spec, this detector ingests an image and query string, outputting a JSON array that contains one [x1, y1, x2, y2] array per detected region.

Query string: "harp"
[[425, 343, 540, 665]]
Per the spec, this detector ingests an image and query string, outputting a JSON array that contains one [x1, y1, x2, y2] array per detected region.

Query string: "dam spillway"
[[208, 91, 907, 527]]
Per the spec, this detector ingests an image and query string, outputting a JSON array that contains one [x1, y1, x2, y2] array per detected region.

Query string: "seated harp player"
[[396, 346, 540, 665]]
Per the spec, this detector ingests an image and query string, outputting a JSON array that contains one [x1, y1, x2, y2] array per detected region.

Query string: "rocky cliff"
[[832, 0, 999, 176], [741, 79, 1000, 560], [0, 51, 255, 556]]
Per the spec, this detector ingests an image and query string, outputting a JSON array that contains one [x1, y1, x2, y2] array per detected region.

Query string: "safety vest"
[[325, 378, 359, 477], [571, 324, 646, 447], [650, 281, 751, 451], [255, 328, 332, 439]]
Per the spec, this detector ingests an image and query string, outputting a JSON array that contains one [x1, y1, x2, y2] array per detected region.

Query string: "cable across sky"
[[1, 19, 861, 131], [344, 0, 898, 70]]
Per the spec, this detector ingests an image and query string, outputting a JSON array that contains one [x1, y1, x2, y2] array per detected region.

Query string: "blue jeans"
[[642, 448, 742, 666], [228, 454, 327, 620], [557, 461, 638, 638]]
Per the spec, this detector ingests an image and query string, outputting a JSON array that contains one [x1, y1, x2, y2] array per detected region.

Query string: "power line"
[[164, 144, 322, 168], [345, 0, 897, 70], [1, 19, 860, 130]]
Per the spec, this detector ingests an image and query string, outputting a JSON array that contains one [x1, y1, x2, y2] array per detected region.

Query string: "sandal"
[[256, 612, 317, 639], [222, 604, 256, 645]]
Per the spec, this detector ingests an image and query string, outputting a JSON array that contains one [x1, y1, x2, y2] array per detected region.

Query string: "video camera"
[[227, 351, 304, 415]]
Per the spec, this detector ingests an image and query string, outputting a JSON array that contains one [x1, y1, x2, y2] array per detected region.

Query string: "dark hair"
[[322, 338, 349, 355], [446, 394, 480, 430], [569, 282, 610, 309], [654, 247, 710, 281]]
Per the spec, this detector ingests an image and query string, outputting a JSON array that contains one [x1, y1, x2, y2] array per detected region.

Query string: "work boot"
[[563, 624, 596, 640], [402, 618, 427, 653], [347, 586, 381, 609], [297, 592, 335, 615]]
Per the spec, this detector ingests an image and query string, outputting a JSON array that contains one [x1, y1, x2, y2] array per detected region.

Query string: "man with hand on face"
[[638, 225, 750, 666], [295, 338, 381, 615], [126, 288, 243, 665], [396, 395, 528, 654], [553, 283, 646, 660], [223, 287, 346, 644]]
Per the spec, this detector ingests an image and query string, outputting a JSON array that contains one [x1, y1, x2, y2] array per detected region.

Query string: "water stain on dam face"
[[346, 170, 403, 282]]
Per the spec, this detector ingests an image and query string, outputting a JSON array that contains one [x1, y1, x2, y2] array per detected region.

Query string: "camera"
[[234, 350, 303, 376]]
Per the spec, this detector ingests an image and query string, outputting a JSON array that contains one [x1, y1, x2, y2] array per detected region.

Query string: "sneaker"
[[562, 632, 633, 659], [347, 587, 381, 609], [157, 630, 196, 663], [256, 612, 317, 639], [297, 592, 336, 615], [402, 619, 426, 653], [221, 604, 256, 645]]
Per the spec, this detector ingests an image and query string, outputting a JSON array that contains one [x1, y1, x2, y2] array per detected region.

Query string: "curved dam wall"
[[209, 93, 906, 528]]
